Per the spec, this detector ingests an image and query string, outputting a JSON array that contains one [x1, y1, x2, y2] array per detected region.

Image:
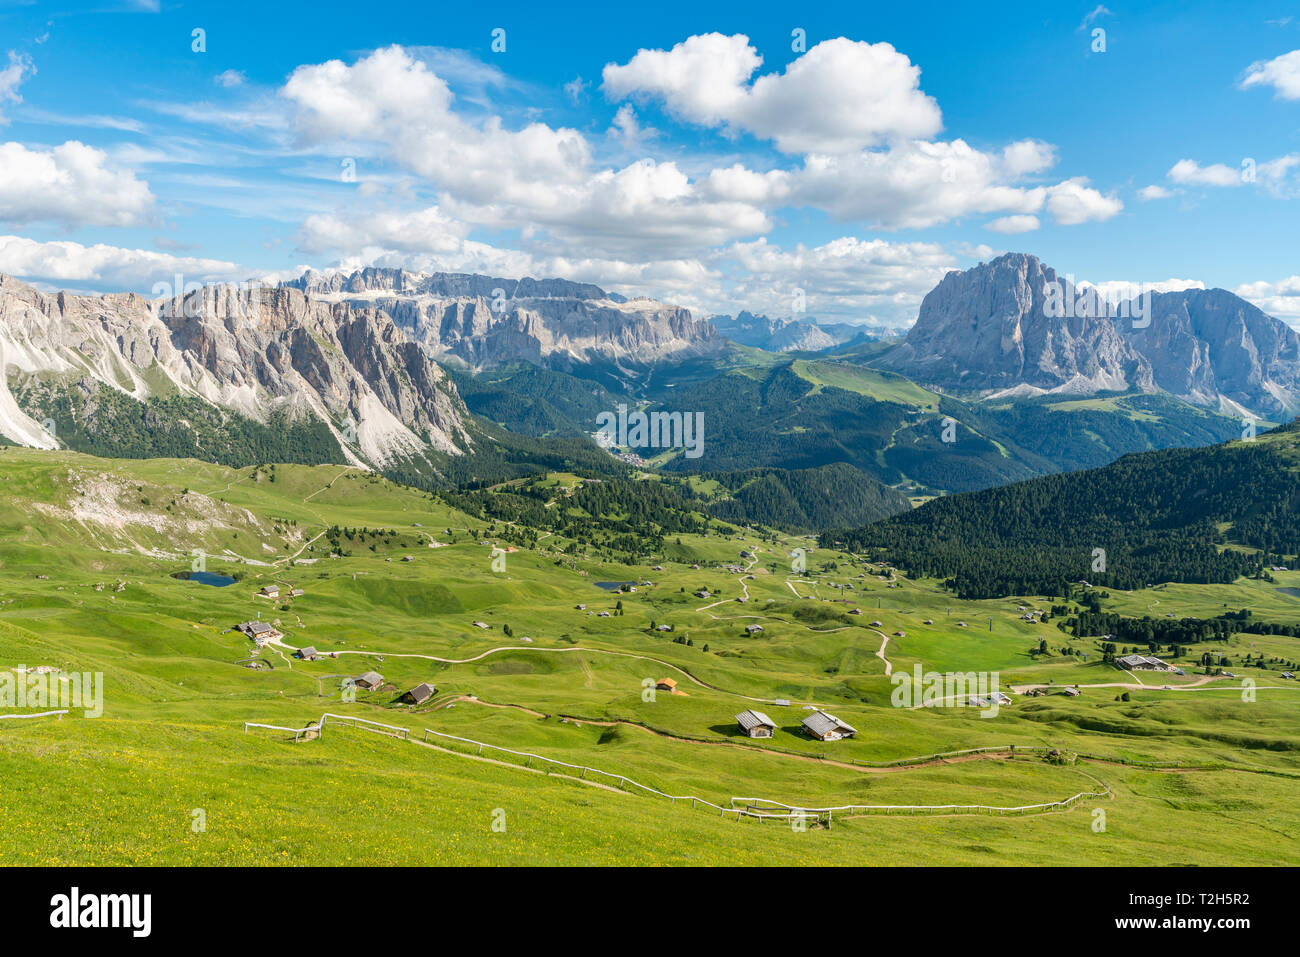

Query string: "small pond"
[[172, 570, 237, 587]]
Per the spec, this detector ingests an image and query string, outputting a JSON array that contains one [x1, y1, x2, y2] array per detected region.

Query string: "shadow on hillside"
[[707, 724, 750, 739]]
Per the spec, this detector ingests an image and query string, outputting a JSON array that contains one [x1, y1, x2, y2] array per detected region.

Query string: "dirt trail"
[[435, 695, 546, 718], [276, 530, 325, 566], [330, 645, 785, 704], [872, 630, 893, 677], [302, 468, 358, 503], [693, 552, 758, 611]]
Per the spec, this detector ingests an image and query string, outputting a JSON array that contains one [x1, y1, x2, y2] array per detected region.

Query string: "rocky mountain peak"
[[879, 253, 1300, 417], [881, 253, 1152, 395], [286, 267, 609, 302]]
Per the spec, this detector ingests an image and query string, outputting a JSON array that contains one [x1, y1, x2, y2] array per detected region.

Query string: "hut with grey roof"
[[353, 671, 384, 690], [735, 709, 777, 738], [399, 682, 436, 705], [1117, 653, 1172, 671], [801, 710, 857, 741], [238, 620, 283, 644]]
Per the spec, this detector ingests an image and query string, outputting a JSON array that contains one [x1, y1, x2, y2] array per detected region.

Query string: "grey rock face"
[[1125, 288, 1300, 417], [289, 267, 721, 369], [881, 253, 1153, 394], [286, 266, 609, 302], [882, 253, 1299, 416], [0, 273, 470, 465]]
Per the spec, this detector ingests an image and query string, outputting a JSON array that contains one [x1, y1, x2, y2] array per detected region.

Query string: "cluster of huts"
[[233, 620, 436, 705], [236, 620, 282, 645], [733, 708, 857, 741], [337, 668, 437, 704], [337, 669, 437, 704]]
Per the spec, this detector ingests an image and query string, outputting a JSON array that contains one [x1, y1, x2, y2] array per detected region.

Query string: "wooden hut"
[[399, 682, 436, 705], [801, 710, 857, 741], [735, 709, 777, 738]]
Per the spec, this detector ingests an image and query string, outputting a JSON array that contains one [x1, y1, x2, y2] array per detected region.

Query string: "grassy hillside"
[[642, 361, 1243, 498], [2, 448, 1299, 865]]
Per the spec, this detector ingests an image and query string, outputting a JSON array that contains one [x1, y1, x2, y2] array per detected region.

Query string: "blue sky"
[[2, 0, 1299, 326]]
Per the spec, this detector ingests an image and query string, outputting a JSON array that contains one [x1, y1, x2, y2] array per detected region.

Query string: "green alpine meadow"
[[3, 427, 1299, 865]]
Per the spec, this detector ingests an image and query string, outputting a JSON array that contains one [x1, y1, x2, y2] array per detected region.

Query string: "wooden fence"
[[418, 727, 803, 823], [243, 713, 1113, 828], [0, 709, 69, 722], [731, 785, 1111, 821], [243, 711, 410, 742], [419, 727, 1109, 825]]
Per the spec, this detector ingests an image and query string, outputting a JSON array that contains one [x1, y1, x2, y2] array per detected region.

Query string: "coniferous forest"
[[827, 429, 1300, 599]]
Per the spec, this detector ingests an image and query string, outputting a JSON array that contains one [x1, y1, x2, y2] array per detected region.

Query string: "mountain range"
[[0, 273, 469, 469], [0, 253, 1294, 529], [707, 310, 875, 353], [287, 266, 721, 371]]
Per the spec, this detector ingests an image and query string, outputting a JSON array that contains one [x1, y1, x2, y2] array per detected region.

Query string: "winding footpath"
[[330, 644, 787, 704]]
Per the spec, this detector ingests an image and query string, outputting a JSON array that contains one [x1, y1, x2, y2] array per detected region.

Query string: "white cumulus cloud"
[[0, 235, 240, 286], [1168, 158, 1247, 187], [985, 214, 1040, 234], [1241, 49, 1300, 100], [0, 141, 154, 227], [280, 45, 764, 259], [602, 34, 943, 153], [718, 235, 956, 323], [1235, 275, 1300, 322], [1043, 178, 1123, 225], [1168, 155, 1300, 195], [1138, 184, 1174, 201]]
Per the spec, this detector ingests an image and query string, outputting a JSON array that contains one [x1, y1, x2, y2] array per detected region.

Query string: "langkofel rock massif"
[[880, 252, 1300, 419]]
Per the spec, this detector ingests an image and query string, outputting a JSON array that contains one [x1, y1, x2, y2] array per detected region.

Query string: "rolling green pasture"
[[2, 449, 1298, 865]]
